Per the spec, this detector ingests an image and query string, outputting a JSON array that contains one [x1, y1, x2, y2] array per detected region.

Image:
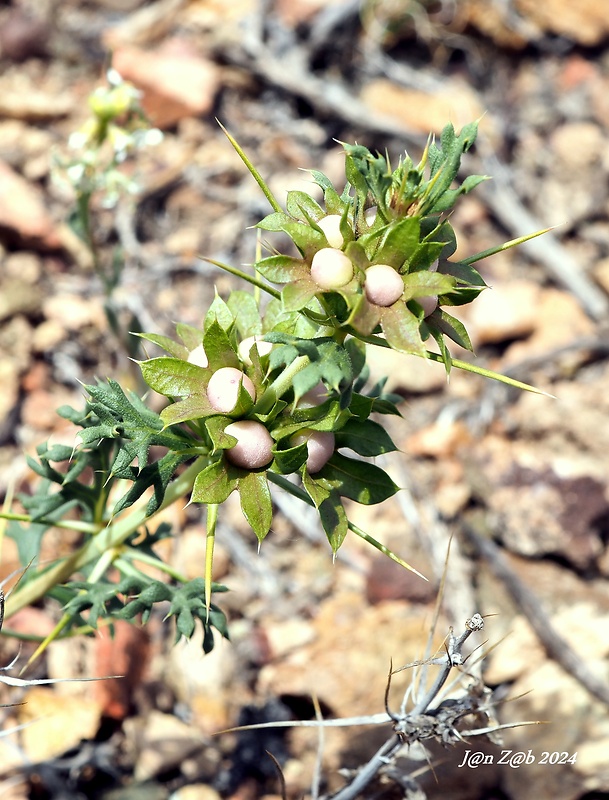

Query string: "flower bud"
[[364, 264, 404, 307], [311, 248, 354, 290], [225, 420, 273, 469], [292, 429, 335, 473], [317, 215, 345, 248], [419, 295, 438, 317], [187, 344, 208, 368], [238, 335, 273, 367], [207, 367, 256, 413]]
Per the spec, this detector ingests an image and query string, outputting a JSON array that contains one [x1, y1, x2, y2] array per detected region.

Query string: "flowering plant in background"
[[1, 94, 547, 660]]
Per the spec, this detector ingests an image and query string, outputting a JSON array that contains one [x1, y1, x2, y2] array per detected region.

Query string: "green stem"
[[360, 334, 549, 395], [266, 473, 424, 577], [4, 457, 206, 619], [20, 545, 119, 671], [217, 120, 283, 213], [254, 355, 311, 414], [121, 549, 188, 583], [203, 257, 280, 299], [0, 512, 100, 535], [205, 504, 219, 617], [461, 227, 552, 266]]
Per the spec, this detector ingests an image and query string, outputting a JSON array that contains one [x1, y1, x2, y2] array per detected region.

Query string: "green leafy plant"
[[1, 108, 547, 661]]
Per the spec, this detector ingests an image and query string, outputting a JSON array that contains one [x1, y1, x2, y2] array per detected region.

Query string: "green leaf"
[[205, 293, 235, 332], [271, 441, 308, 473], [281, 280, 319, 312], [375, 217, 421, 270], [430, 308, 473, 351], [343, 144, 392, 218], [167, 578, 229, 650], [401, 270, 455, 301], [381, 303, 427, 356], [227, 291, 262, 337], [140, 357, 209, 398], [318, 492, 348, 553], [334, 418, 397, 457], [203, 319, 239, 371], [159, 395, 215, 427], [317, 453, 399, 504], [176, 322, 205, 351], [112, 451, 191, 515], [238, 470, 273, 542], [302, 469, 333, 507], [348, 392, 402, 421], [192, 459, 239, 504], [257, 211, 295, 232], [255, 254, 306, 283], [286, 190, 324, 222], [135, 332, 189, 359], [204, 415, 237, 452]]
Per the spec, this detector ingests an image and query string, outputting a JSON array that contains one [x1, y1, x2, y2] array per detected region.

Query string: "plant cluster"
[[1, 97, 544, 657]]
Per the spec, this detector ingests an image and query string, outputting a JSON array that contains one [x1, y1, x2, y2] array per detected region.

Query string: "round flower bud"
[[418, 259, 439, 317], [187, 344, 208, 368], [419, 295, 438, 317], [364, 264, 404, 307], [364, 206, 378, 226], [207, 367, 256, 413], [317, 215, 345, 248], [238, 335, 273, 367], [225, 420, 274, 469], [297, 382, 328, 409], [292, 430, 335, 474], [311, 248, 354, 290]]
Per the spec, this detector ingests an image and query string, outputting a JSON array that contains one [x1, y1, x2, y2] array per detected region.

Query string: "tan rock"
[[0, 359, 19, 428], [591, 256, 609, 294], [130, 710, 204, 781], [550, 122, 605, 171], [516, 0, 609, 46], [18, 687, 102, 762], [406, 420, 472, 459], [42, 294, 105, 331], [171, 786, 221, 800], [275, 0, 345, 26], [483, 614, 546, 685], [258, 590, 451, 719], [360, 79, 485, 136], [366, 345, 447, 394], [465, 280, 541, 346], [0, 159, 60, 247], [112, 39, 220, 129], [505, 288, 594, 363]]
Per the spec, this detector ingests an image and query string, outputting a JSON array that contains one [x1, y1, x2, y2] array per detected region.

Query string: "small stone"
[[132, 710, 204, 782], [111, 39, 220, 129], [465, 280, 540, 346], [171, 787, 221, 800], [0, 159, 60, 247], [360, 79, 485, 135], [406, 420, 472, 459], [516, 0, 609, 46], [42, 294, 105, 331], [0, 359, 19, 429], [550, 121, 605, 171], [367, 346, 447, 394]]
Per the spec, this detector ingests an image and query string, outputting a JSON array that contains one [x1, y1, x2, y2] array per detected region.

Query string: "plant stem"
[[4, 457, 206, 619], [0, 512, 99, 535], [254, 355, 311, 414]]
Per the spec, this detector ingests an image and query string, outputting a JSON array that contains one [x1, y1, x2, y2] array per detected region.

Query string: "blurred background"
[[1, 1, 609, 798]]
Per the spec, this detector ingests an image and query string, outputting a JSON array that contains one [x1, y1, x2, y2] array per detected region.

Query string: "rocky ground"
[[1, 1, 609, 799]]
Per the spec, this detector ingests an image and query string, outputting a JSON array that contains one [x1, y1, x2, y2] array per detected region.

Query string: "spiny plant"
[[0, 76, 547, 662]]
